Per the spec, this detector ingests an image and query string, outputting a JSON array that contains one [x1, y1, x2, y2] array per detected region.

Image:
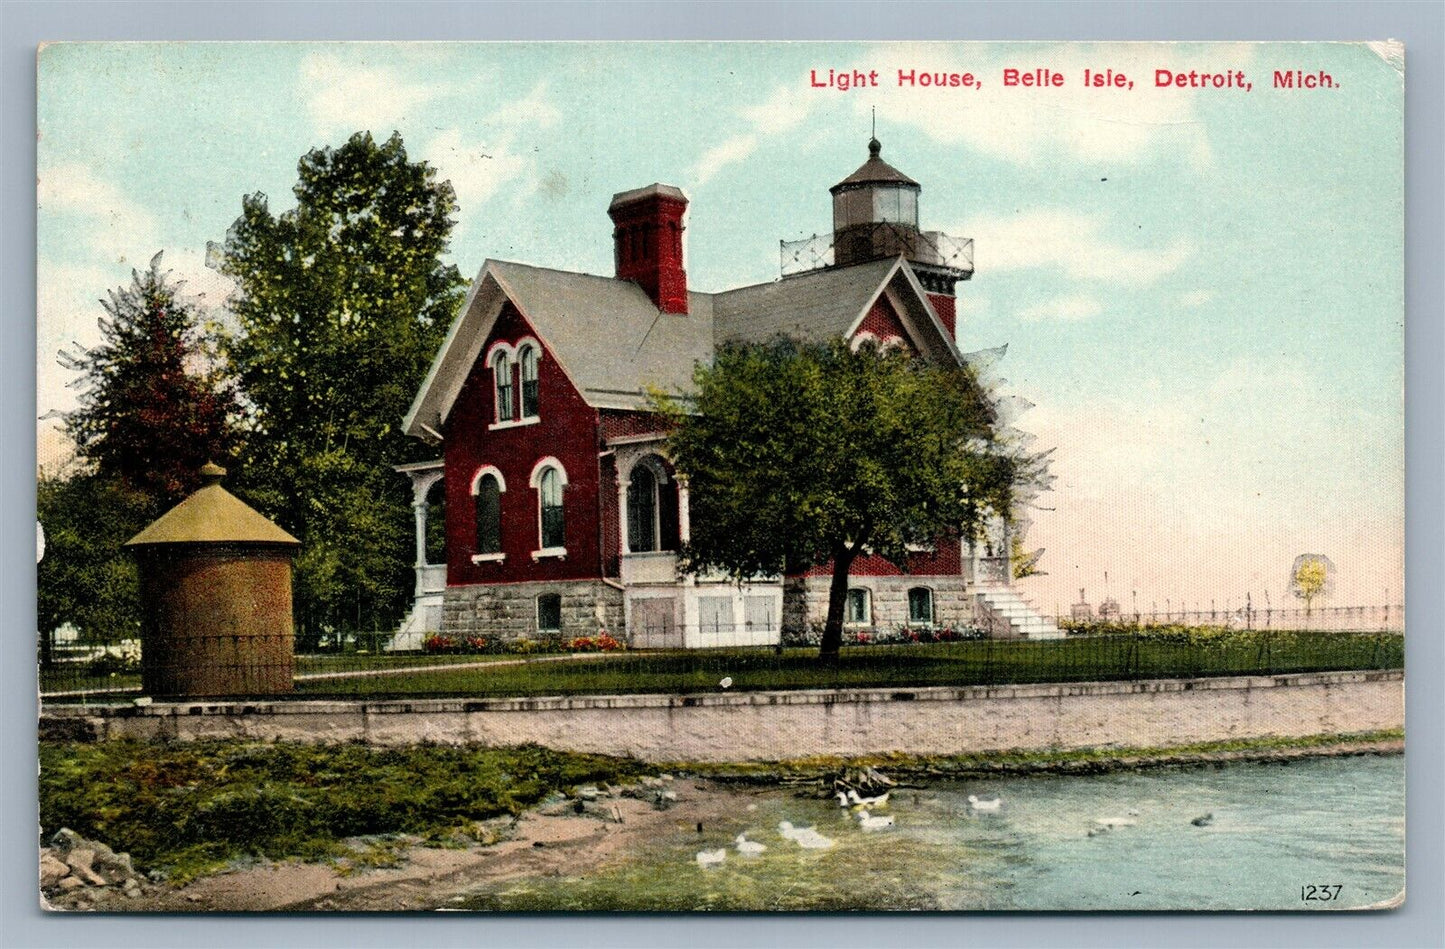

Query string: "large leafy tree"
[[59, 252, 239, 504], [37, 468, 154, 663], [655, 339, 1026, 662], [216, 131, 466, 638]]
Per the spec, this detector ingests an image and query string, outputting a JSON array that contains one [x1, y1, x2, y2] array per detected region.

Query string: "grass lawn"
[[40, 631, 1402, 702], [39, 739, 651, 883]]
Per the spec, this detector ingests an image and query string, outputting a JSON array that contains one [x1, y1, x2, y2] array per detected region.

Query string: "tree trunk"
[[818, 548, 857, 664]]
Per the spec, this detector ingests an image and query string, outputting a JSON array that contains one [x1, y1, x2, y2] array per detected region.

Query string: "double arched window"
[[519, 344, 539, 419], [531, 458, 568, 554], [489, 338, 542, 425], [492, 350, 514, 422], [471, 467, 505, 558]]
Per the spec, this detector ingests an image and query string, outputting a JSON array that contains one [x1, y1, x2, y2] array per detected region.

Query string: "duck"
[[967, 795, 1003, 812], [778, 820, 806, 840], [695, 848, 727, 867], [847, 789, 891, 808], [835, 791, 851, 808], [856, 809, 895, 830], [1191, 813, 1214, 827], [734, 834, 767, 856]]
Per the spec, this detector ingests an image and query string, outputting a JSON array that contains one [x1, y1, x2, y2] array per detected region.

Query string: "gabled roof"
[[404, 255, 962, 441], [712, 257, 899, 345], [404, 260, 716, 435]]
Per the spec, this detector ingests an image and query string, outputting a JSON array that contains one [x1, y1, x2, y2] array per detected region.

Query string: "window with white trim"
[[845, 588, 871, 625], [538, 466, 565, 550], [473, 472, 503, 556], [519, 344, 539, 419], [492, 350, 514, 422], [908, 587, 934, 626]]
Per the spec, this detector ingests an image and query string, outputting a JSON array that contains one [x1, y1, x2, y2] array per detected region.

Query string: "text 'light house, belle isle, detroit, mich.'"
[[396, 137, 1061, 650]]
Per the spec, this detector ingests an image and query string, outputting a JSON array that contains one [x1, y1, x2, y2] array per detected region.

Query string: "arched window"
[[627, 465, 658, 553], [519, 344, 540, 418], [908, 587, 934, 626], [536, 593, 562, 633], [538, 466, 565, 550], [845, 588, 871, 626], [472, 470, 504, 556], [492, 350, 514, 422]]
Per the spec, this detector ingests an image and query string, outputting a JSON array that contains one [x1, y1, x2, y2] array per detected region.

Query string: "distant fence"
[[1060, 604, 1403, 633], [40, 628, 1403, 704]]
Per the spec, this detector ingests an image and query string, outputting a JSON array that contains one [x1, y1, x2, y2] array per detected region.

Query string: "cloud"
[[300, 51, 439, 136], [1178, 289, 1215, 307], [1017, 293, 1104, 322], [692, 134, 759, 186], [488, 82, 562, 129], [851, 43, 1255, 168], [961, 208, 1192, 285], [691, 85, 818, 185], [37, 161, 159, 260], [424, 129, 533, 212]]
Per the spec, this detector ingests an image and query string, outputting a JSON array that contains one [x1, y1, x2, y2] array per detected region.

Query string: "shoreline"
[[42, 730, 1401, 913]]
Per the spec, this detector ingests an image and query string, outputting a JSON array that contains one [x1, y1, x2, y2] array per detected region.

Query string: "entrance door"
[[630, 596, 680, 649]]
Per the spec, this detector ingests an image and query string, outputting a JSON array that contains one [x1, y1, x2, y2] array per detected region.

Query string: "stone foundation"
[[784, 574, 974, 634], [442, 581, 624, 641]]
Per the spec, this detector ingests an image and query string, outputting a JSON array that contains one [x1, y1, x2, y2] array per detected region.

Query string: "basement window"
[[845, 588, 871, 626], [537, 593, 562, 634]]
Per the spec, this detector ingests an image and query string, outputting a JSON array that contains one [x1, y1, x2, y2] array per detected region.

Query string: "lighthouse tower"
[[826, 137, 973, 338]]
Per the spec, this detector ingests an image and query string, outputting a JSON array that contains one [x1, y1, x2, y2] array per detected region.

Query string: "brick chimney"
[[608, 183, 688, 314]]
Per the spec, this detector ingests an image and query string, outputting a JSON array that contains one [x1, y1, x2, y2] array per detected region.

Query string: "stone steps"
[[975, 586, 1063, 640]]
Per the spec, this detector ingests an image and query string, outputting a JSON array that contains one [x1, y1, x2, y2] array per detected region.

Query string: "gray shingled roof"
[[712, 257, 900, 346], [489, 260, 716, 409]]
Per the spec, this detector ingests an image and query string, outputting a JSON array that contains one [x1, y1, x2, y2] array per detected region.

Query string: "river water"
[[460, 754, 1404, 912]]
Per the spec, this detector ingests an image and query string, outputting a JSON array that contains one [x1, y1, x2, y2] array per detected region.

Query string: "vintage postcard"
[[36, 41, 1404, 912]]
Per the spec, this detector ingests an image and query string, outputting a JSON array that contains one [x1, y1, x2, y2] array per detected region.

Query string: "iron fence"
[[1060, 604, 1404, 633], [40, 625, 1403, 704]]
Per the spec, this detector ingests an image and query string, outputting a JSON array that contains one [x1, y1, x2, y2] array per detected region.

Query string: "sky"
[[36, 41, 1404, 613]]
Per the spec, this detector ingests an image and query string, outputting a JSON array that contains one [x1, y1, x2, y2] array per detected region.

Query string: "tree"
[[654, 339, 1028, 662], [1289, 554, 1334, 616], [59, 252, 239, 504], [37, 466, 154, 665], [215, 131, 466, 639]]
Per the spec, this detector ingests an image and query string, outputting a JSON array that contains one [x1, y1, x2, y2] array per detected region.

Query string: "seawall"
[[40, 670, 1403, 763]]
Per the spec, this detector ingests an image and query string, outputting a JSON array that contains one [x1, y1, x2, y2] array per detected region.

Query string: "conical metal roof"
[[125, 463, 299, 548], [830, 138, 919, 192]]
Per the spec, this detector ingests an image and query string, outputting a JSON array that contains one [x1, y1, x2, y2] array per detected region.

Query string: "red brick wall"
[[599, 409, 670, 442], [795, 535, 963, 579], [852, 294, 912, 351], [443, 303, 604, 585], [927, 292, 957, 341]]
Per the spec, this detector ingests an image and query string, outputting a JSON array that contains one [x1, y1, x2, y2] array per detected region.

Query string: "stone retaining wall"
[[442, 580, 624, 641], [783, 575, 974, 634], [42, 670, 1403, 763]]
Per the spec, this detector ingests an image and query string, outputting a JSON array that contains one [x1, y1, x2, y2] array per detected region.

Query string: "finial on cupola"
[[868, 136, 882, 158]]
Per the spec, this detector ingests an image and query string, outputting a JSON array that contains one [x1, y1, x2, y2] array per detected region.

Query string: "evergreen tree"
[[59, 252, 238, 504], [216, 131, 466, 639]]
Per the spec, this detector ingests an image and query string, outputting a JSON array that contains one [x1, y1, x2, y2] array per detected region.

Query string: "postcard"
[[36, 40, 1404, 912]]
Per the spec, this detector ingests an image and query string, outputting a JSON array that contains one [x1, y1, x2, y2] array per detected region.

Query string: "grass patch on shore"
[[679, 729, 1407, 782], [39, 740, 652, 884], [287, 632, 1400, 699]]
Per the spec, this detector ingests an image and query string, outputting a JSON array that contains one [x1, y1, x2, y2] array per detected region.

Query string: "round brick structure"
[[124, 463, 300, 698]]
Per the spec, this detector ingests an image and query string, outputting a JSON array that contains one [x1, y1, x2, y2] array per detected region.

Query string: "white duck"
[[835, 791, 851, 808], [847, 789, 891, 808], [778, 820, 808, 840], [856, 809, 895, 830], [734, 834, 767, 856], [967, 794, 1003, 812], [695, 848, 727, 867]]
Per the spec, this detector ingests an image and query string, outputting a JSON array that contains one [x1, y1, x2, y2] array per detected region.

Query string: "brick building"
[[396, 139, 1059, 648]]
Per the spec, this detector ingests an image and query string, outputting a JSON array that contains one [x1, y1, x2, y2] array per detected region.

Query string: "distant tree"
[[215, 131, 467, 639], [59, 252, 239, 504], [654, 339, 1031, 662], [37, 468, 153, 665], [1289, 554, 1334, 615]]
